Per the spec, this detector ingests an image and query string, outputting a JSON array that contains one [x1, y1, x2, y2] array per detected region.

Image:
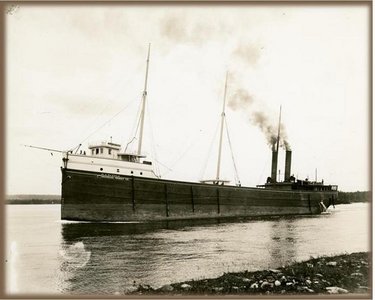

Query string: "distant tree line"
[[337, 191, 370, 204], [6, 199, 61, 205], [6, 194, 61, 205]]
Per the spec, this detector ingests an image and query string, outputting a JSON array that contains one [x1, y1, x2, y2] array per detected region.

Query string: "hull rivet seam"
[[165, 183, 169, 217], [131, 176, 136, 213]]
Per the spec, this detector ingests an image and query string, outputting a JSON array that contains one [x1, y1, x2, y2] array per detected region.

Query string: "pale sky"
[[6, 3, 370, 194]]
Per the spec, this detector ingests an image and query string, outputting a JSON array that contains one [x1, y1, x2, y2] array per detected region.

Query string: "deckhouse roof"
[[88, 141, 121, 150]]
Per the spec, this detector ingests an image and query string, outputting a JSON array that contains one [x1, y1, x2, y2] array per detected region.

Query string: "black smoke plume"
[[228, 85, 291, 151]]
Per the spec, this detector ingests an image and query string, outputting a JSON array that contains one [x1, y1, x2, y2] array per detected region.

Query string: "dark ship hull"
[[61, 168, 338, 222]]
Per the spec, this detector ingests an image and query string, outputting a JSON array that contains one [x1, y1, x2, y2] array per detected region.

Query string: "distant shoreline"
[[6, 194, 61, 205], [6, 199, 61, 205], [5, 191, 370, 205]]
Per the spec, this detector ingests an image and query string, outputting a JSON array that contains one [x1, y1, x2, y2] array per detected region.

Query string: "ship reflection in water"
[[58, 203, 369, 295], [59, 218, 301, 294], [5, 203, 369, 295]]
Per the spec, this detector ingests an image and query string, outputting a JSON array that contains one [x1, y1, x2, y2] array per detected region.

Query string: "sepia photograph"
[[5, 2, 371, 297]]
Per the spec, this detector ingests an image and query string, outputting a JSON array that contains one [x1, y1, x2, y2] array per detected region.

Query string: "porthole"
[[117, 169, 120, 172], [100, 168, 103, 171], [131, 171, 134, 174], [140, 172, 143, 175]]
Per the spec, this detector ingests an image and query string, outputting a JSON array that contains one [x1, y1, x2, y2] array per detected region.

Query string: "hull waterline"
[[61, 168, 337, 222]]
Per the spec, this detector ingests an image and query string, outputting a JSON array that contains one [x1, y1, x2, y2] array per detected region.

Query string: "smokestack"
[[284, 150, 292, 181], [271, 150, 278, 182]]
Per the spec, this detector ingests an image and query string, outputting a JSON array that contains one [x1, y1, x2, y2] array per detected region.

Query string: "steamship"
[[60, 46, 338, 222]]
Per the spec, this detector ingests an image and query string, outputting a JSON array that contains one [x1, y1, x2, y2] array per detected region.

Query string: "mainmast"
[[137, 43, 151, 156], [271, 105, 282, 182], [215, 72, 228, 181]]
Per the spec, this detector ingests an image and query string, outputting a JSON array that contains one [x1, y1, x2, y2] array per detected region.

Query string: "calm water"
[[5, 203, 370, 296]]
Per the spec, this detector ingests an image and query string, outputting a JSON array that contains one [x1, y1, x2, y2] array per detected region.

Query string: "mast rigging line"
[[71, 68, 137, 123], [71, 45, 152, 152], [22, 144, 64, 153], [199, 118, 221, 181], [70, 98, 139, 151], [137, 43, 151, 156], [159, 131, 203, 177], [124, 44, 151, 156], [154, 158, 173, 172], [224, 117, 241, 186], [216, 72, 228, 181], [71, 68, 142, 148], [146, 104, 161, 178], [257, 158, 268, 185], [124, 103, 143, 153]]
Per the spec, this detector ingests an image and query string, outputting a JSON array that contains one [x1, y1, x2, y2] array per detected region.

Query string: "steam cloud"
[[160, 15, 220, 45], [158, 14, 290, 151], [229, 43, 290, 151], [228, 85, 291, 151], [233, 43, 262, 66]]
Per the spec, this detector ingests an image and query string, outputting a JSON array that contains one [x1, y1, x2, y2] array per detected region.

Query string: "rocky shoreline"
[[131, 252, 370, 295]]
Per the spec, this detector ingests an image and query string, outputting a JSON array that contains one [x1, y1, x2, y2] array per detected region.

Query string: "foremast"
[[137, 43, 151, 156]]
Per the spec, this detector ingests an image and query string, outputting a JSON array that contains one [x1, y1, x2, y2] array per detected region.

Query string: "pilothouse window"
[[96, 148, 99, 155]]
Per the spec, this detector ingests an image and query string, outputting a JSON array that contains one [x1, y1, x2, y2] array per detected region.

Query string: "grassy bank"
[[132, 252, 370, 295]]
